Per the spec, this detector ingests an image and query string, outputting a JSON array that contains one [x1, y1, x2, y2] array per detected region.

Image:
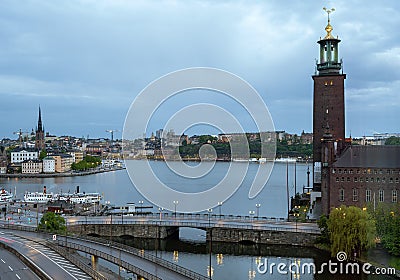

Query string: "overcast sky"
[[0, 0, 399, 140]]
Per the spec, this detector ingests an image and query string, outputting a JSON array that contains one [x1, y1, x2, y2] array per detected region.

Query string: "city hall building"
[[310, 11, 400, 215]]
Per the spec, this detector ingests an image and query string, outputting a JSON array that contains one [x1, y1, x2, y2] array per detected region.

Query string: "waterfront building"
[[11, 148, 39, 163], [52, 154, 73, 173], [327, 146, 399, 209], [310, 10, 400, 216], [312, 9, 346, 194], [66, 150, 84, 163], [35, 106, 45, 150], [43, 156, 55, 173], [22, 159, 43, 174]]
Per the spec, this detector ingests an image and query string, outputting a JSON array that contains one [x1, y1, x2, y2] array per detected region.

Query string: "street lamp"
[[294, 205, 300, 232], [208, 208, 213, 280], [173, 201, 179, 218], [249, 210, 255, 223], [139, 200, 144, 213], [158, 207, 163, 222], [218, 202, 222, 217], [255, 204, 261, 218], [65, 216, 68, 251]]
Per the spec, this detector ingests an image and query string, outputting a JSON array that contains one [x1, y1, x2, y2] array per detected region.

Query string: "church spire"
[[35, 106, 45, 150], [37, 106, 43, 132]]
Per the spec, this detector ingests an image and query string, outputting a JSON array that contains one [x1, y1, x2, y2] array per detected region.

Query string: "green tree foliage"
[[39, 150, 47, 160], [372, 203, 400, 256], [316, 214, 330, 244], [328, 206, 376, 257], [177, 134, 312, 159], [385, 136, 400, 145], [38, 212, 66, 233], [71, 155, 101, 171]]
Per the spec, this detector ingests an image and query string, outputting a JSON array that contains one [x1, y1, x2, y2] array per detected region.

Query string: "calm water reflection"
[[1, 162, 398, 279]]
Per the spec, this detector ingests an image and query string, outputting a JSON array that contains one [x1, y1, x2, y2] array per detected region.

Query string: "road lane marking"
[[16, 274, 21, 279], [2, 237, 74, 280], [1, 258, 5, 263], [9, 265, 13, 271]]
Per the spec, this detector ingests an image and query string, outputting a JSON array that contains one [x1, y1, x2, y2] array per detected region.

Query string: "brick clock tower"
[[312, 8, 346, 192]]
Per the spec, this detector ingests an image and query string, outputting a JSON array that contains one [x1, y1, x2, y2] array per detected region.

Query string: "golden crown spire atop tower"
[[323, 7, 335, 39]]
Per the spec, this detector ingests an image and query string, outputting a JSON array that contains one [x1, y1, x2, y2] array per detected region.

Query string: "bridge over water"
[[67, 214, 320, 246]]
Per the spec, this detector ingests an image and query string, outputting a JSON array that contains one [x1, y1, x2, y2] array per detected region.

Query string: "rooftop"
[[333, 145, 400, 168]]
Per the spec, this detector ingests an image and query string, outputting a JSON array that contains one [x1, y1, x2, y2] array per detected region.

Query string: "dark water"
[[1, 161, 398, 279]]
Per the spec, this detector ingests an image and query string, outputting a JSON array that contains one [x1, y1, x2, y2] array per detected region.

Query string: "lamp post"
[[294, 206, 300, 232], [173, 201, 179, 218], [208, 208, 213, 280], [249, 210, 255, 223], [218, 202, 222, 217], [139, 200, 144, 213], [65, 216, 68, 251], [255, 204, 261, 218], [110, 213, 113, 243], [158, 207, 163, 222]]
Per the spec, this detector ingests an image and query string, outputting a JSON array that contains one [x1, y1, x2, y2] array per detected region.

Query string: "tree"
[[385, 136, 400, 145], [372, 203, 400, 256], [328, 206, 376, 258], [39, 150, 47, 160], [38, 212, 66, 233], [317, 214, 330, 244]]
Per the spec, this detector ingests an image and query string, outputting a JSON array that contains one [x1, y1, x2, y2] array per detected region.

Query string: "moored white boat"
[[0, 189, 13, 202], [55, 192, 102, 204], [24, 191, 54, 203], [275, 157, 297, 163]]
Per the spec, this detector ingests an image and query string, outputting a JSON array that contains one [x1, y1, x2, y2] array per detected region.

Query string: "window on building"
[[370, 178, 374, 182], [356, 169, 360, 174], [349, 169, 353, 174], [347, 177, 351, 182], [387, 170, 391, 175], [353, 188, 359, 201], [363, 170, 367, 174], [341, 177, 345, 182], [366, 178, 369, 183], [379, 189, 384, 202], [336, 177, 339, 182], [360, 178, 364, 182], [377, 178, 380, 183], [344, 169, 347, 174], [366, 189, 371, 202], [396, 178, 399, 184], [382, 178, 386, 183], [392, 190, 398, 203], [338, 169, 342, 174], [354, 177, 358, 182], [339, 189, 345, 202], [390, 178, 393, 183], [379, 170, 383, 174]]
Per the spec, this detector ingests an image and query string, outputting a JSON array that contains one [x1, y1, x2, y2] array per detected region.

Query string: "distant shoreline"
[[0, 167, 125, 179]]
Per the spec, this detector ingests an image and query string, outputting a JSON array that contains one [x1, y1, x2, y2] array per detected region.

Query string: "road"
[[0, 228, 208, 280], [0, 247, 39, 280], [0, 230, 92, 280]]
